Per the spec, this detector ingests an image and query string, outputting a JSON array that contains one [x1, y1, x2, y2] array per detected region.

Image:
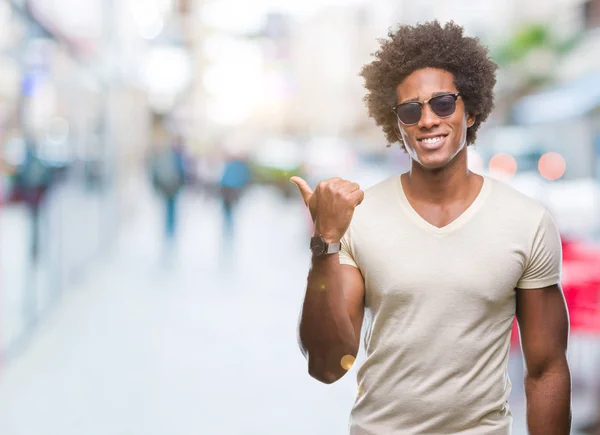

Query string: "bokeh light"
[[488, 153, 518, 178], [538, 152, 566, 181], [340, 355, 356, 371]]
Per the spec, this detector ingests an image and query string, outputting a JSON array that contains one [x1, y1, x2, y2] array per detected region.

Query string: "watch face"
[[310, 237, 325, 256]]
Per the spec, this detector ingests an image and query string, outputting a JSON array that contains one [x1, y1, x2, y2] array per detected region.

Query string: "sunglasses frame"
[[391, 92, 461, 126]]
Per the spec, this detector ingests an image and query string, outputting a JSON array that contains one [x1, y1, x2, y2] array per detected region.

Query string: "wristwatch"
[[310, 235, 341, 257]]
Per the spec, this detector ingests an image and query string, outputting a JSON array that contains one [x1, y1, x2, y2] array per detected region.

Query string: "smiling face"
[[396, 68, 475, 170]]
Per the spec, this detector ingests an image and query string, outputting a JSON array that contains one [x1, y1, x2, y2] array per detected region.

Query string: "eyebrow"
[[399, 91, 454, 105]]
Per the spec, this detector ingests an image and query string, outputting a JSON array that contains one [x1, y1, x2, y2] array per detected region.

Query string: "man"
[[219, 155, 251, 238], [13, 139, 54, 262], [149, 131, 186, 245], [291, 21, 571, 434]]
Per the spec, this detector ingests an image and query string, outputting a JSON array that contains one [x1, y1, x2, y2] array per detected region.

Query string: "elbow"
[[298, 331, 359, 385], [306, 349, 357, 385], [526, 356, 570, 380], [308, 362, 344, 385]]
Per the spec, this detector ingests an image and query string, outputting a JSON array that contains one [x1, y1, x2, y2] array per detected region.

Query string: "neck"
[[403, 148, 475, 204]]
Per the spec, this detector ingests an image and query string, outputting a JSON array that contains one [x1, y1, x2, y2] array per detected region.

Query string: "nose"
[[418, 103, 441, 130]]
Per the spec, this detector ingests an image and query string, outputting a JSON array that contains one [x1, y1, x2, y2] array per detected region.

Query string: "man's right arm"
[[298, 254, 365, 384], [290, 175, 365, 384]]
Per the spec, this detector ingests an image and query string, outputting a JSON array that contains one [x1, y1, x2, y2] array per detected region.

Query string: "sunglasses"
[[391, 93, 461, 125]]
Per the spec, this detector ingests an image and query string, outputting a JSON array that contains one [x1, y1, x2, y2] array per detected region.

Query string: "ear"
[[467, 113, 476, 128]]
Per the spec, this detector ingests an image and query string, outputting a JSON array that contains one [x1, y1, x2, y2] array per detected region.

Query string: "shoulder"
[[361, 175, 400, 206], [345, 175, 401, 237], [486, 176, 548, 219], [342, 175, 400, 255], [484, 176, 558, 242], [350, 175, 399, 219]]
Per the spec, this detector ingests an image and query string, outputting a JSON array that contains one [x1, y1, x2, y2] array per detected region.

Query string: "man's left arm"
[[516, 283, 571, 435]]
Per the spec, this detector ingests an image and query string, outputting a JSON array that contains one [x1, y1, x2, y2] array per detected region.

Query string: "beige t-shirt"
[[339, 175, 562, 435]]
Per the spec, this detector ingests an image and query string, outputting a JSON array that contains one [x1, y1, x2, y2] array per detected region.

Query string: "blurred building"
[[509, 0, 600, 180], [0, 0, 188, 359]]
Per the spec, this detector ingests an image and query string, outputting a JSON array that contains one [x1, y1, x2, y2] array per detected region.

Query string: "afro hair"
[[360, 20, 498, 149]]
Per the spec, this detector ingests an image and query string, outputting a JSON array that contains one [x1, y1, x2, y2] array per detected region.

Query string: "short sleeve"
[[339, 228, 358, 268], [516, 209, 562, 289]]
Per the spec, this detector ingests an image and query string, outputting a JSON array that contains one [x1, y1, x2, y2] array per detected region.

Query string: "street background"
[[0, 0, 599, 434]]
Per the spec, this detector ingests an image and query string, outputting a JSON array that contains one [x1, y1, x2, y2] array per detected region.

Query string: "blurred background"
[[0, 0, 598, 434]]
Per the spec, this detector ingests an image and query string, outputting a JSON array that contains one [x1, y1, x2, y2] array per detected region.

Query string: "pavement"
[[0, 180, 597, 434]]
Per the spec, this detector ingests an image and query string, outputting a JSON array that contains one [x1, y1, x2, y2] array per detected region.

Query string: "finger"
[[338, 182, 360, 194], [323, 178, 350, 191], [290, 176, 313, 205], [349, 189, 365, 206]]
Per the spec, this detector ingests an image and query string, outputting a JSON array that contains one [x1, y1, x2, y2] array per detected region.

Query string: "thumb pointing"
[[290, 176, 313, 205]]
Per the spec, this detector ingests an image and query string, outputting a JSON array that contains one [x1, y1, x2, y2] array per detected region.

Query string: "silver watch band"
[[325, 242, 341, 254], [311, 235, 341, 256]]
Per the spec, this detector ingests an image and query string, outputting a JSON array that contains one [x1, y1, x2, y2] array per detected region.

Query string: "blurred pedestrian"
[[292, 21, 571, 435], [219, 156, 251, 239], [12, 139, 53, 262], [149, 134, 186, 246]]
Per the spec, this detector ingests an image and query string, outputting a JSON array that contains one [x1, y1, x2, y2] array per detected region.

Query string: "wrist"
[[313, 229, 341, 244]]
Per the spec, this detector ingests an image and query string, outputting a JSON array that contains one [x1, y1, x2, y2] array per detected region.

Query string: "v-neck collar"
[[396, 175, 492, 236]]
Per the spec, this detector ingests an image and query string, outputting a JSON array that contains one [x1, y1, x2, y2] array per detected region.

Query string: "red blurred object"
[[511, 237, 600, 351]]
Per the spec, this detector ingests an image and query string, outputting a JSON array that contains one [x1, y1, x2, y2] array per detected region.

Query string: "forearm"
[[298, 254, 358, 383], [525, 360, 572, 435]]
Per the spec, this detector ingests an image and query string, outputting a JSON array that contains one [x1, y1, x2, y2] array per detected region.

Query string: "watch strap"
[[310, 235, 341, 256], [324, 242, 341, 254]]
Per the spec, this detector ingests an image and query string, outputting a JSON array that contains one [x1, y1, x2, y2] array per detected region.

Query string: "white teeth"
[[421, 136, 443, 144]]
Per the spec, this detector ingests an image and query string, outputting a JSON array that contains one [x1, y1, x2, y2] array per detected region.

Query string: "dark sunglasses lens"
[[430, 95, 457, 117], [396, 103, 421, 124]]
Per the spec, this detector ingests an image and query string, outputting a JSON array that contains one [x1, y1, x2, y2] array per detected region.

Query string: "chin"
[[413, 150, 454, 170], [411, 143, 464, 171], [417, 158, 452, 170]]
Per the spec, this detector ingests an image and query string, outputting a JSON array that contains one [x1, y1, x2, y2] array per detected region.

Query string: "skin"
[[291, 176, 365, 383], [517, 284, 571, 434], [395, 68, 481, 228], [292, 67, 571, 433]]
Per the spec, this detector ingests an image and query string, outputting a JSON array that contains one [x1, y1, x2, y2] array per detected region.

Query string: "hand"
[[290, 176, 364, 243]]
